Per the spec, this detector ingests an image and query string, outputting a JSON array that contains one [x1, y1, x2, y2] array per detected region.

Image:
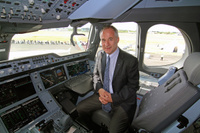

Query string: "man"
[[77, 25, 139, 133]]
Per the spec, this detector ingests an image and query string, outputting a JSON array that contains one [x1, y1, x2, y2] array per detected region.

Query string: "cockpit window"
[[10, 23, 91, 60], [144, 24, 185, 66]]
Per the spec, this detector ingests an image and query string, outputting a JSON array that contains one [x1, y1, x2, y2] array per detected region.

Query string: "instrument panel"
[[1, 97, 47, 133], [0, 76, 36, 110], [40, 66, 67, 89], [0, 52, 89, 78], [0, 52, 93, 133]]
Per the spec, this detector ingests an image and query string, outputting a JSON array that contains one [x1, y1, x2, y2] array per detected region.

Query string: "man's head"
[[100, 26, 119, 55]]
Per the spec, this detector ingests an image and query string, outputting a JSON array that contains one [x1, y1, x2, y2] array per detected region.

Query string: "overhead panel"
[[0, 0, 87, 24]]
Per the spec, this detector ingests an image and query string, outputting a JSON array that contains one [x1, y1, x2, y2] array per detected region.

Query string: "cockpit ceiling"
[[68, 0, 140, 20], [0, 0, 199, 25], [0, 0, 140, 24]]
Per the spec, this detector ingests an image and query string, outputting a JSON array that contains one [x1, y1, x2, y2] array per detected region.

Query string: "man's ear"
[[117, 37, 119, 43]]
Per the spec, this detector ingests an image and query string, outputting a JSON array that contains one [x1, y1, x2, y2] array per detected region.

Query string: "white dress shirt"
[[106, 48, 119, 94]]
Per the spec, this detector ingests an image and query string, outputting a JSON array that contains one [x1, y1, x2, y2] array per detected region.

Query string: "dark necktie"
[[102, 55, 112, 113]]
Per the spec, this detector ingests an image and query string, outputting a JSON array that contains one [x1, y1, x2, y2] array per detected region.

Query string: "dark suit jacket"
[[93, 48, 139, 118]]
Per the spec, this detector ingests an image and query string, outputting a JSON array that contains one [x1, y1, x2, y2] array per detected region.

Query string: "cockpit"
[[0, 0, 200, 133]]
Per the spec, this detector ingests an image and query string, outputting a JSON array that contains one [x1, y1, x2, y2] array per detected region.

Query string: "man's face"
[[100, 28, 119, 55]]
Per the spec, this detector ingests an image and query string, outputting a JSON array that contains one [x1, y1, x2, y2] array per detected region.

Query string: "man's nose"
[[105, 40, 110, 46]]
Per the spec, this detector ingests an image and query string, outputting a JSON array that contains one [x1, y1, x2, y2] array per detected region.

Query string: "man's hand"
[[98, 88, 113, 104]]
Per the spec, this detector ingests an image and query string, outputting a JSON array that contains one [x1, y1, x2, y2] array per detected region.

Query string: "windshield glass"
[[144, 24, 185, 66], [10, 23, 91, 60]]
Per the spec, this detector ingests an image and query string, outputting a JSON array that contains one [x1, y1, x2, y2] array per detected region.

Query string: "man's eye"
[[109, 38, 113, 41], [101, 40, 105, 43]]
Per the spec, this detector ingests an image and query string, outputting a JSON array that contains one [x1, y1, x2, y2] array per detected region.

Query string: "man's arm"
[[93, 51, 104, 93]]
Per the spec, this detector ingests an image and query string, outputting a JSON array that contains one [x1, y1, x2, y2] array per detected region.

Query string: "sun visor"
[[69, 0, 140, 20]]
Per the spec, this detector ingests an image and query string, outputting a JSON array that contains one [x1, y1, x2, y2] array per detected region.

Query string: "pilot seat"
[[91, 52, 200, 133], [131, 52, 200, 132]]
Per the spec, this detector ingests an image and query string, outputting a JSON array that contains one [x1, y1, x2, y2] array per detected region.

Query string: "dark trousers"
[[76, 93, 130, 133]]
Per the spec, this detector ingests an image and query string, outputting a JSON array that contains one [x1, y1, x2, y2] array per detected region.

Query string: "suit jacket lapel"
[[113, 50, 124, 82]]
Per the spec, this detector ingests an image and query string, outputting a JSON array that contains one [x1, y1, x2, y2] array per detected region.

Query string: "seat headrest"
[[183, 52, 200, 86]]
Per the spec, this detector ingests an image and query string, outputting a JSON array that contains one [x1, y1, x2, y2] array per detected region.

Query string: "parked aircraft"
[[0, 0, 200, 133]]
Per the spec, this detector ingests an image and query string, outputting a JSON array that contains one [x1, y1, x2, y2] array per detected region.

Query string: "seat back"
[[132, 52, 200, 133]]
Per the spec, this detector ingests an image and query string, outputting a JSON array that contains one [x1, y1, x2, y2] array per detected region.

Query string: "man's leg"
[[77, 93, 102, 115], [76, 93, 102, 130], [109, 106, 130, 133]]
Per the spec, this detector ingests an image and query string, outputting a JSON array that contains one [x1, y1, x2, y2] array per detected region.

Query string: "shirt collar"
[[106, 47, 119, 59]]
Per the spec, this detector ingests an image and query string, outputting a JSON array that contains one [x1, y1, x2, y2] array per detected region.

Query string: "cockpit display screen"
[[67, 60, 89, 77], [40, 66, 67, 89], [0, 76, 36, 109]]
